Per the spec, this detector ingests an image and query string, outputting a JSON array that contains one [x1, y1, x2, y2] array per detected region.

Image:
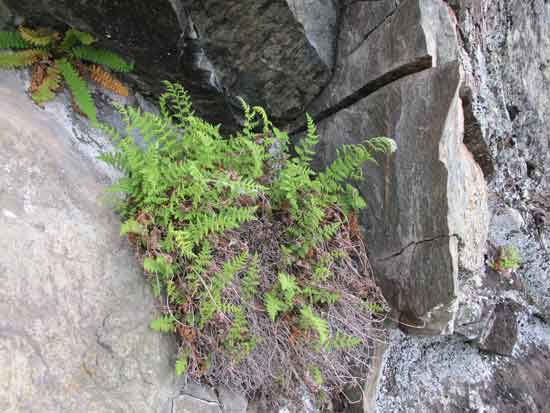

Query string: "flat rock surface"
[[0, 73, 177, 412]]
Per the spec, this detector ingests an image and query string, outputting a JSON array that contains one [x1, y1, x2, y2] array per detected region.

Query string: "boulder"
[[317, 61, 488, 334], [376, 317, 550, 412]]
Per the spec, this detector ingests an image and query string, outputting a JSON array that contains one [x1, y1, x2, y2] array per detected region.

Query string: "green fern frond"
[[242, 253, 260, 300], [143, 255, 174, 278], [71, 45, 133, 72], [188, 206, 258, 244], [175, 351, 189, 376], [120, 218, 144, 236], [0, 31, 31, 49], [365, 136, 397, 155], [18, 27, 58, 47], [327, 332, 361, 350], [57, 58, 97, 123], [295, 113, 319, 168], [150, 315, 175, 333], [278, 272, 299, 304], [159, 80, 194, 123], [265, 292, 286, 322], [220, 251, 249, 286], [60, 28, 96, 50], [0, 49, 48, 69], [300, 306, 330, 345], [31, 64, 61, 105]]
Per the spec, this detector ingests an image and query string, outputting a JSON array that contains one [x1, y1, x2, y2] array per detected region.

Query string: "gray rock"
[[317, 61, 488, 334], [0, 72, 179, 412], [216, 386, 248, 413], [376, 315, 550, 413], [0, 71, 243, 413], [287, 0, 338, 68], [338, 0, 400, 59], [478, 299, 521, 356], [2, 0, 334, 128], [306, 0, 459, 121], [182, 0, 334, 122]]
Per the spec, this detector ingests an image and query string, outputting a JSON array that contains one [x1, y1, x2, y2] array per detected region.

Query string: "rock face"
[[1, 0, 550, 411], [0, 73, 176, 412], [2, 0, 335, 127], [314, 0, 488, 335], [307, 0, 458, 121], [0, 72, 245, 413], [317, 62, 488, 334]]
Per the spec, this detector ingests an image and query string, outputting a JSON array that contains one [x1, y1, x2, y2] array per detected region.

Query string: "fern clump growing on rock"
[[0, 27, 133, 123], [100, 82, 395, 409]]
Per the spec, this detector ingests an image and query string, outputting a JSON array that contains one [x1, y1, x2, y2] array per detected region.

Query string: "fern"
[[0, 31, 30, 49], [0, 26, 133, 119], [60, 28, 96, 50], [188, 207, 258, 244], [159, 80, 194, 124], [143, 255, 174, 278], [120, 218, 144, 236], [175, 350, 190, 376], [300, 306, 330, 346], [242, 253, 260, 300], [309, 365, 324, 385], [278, 272, 299, 304], [295, 113, 318, 168], [265, 291, 286, 322], [18, 27, 58, 47], [57, 58, 97, 123], [150, 315, 175, 333], [100, 83, 394, 405], [31, 64, 61, 105], [327, 332, 361, 350], [71, 45, 133, 72], [89, 64, 128, 96], [0, 49, 48, 69]]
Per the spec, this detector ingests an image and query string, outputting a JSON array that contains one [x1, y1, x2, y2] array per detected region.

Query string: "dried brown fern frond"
[[31, 63, 61, 105], [18, 26, 60, 47], [29, 63, 46, 93], [89, 64, 128, 96]]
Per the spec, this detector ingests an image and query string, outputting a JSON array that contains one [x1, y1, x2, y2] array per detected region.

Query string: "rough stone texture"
[[457, 0, 550, 322], [306, 0, 459, 122], [287, 0, 338, 68], [2, 0, 550, 411], [337, 0, 400, 59], [478, 299, 521, 357], [2, 0, 334, 127], [317, 62, 488, 334], [0, 71, 246, 413], [181, 0, 334, 121], [373, 0, 550, 411], [376, 311, 550, 412], [0, 73, 177, 412]]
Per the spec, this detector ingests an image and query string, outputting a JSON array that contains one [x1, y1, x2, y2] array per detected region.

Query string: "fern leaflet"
[[0, 31, 30, 49], [57, 58, 97, 123], [71, 45, 133, 72]]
